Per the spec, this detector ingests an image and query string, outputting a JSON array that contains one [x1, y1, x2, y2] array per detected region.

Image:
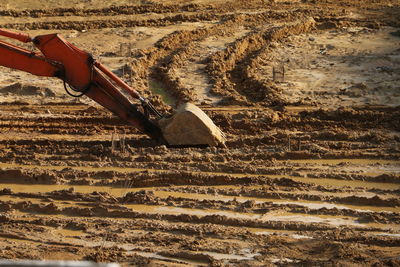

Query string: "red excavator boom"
[[0, 28, 164, 142], [0, 28, 226, 147]]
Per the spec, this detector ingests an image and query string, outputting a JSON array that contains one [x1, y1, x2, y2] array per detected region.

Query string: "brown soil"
[[0, 0, 399, 266]]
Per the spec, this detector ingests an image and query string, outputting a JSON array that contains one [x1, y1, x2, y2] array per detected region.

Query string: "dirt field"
[[0, 0, 399, 266]]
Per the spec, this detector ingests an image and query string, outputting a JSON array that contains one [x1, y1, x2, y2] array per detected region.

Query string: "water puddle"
[[153, 190, 400, 213], [124, 203, 376, 228], [363, 223, 400, 231], [286, 159, 399, 165], [0, 183, 155, 196], [247, 227, 297, 234], [261, 212, 361, 227], [124, 204, 260, 220], [0, 194, 92, 209], [0, 161, 398, 190], [0, 162, 154, 174], [247, 228, 314, 239], [130, 251, 208, 266], [2, 184, 398, 214], [148, 79, 176, 106], [133, 250, 259, 264], [0, 235, 42, 245], [375, 233, 400, 238], [0, 195, 40, 203], [5, 197, 399, 232], [199, 251, 260, 261], [291, 234, 313, 239], [277, 200, 399, 213], [290, 175, 400, 190]]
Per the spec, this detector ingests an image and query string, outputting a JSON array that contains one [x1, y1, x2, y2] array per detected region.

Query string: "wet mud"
[[0, 0, 400, 266]]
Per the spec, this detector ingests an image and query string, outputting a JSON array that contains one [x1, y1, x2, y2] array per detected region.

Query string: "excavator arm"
[[0, 28, 164, 142], [0, 28, 226, 147], [0, 35, 61, 77]]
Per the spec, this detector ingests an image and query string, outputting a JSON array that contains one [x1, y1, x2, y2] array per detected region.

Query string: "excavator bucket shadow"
[[158, 103, 226, 147]]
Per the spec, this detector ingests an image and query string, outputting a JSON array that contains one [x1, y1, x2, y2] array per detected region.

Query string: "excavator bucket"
[[158, 103, 226, 147]]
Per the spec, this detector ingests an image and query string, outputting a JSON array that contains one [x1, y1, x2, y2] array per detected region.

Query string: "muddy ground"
[[0, 0, 400, 266]]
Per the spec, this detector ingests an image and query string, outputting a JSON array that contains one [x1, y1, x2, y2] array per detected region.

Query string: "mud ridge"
[[1, 13, 223, 31]]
